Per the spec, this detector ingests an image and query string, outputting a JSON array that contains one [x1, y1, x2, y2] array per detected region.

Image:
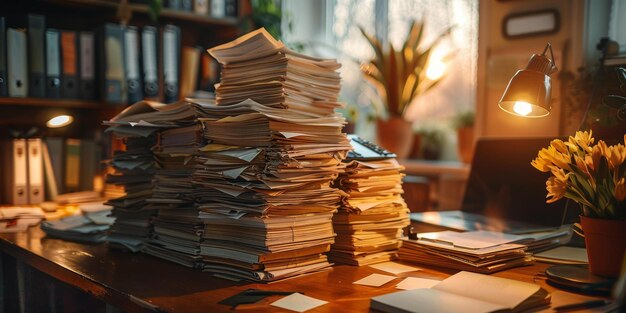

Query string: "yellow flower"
[[607, 144, 626, 170], [531, 154, 551, 172], [546, 175, 568, 203], [574, 155, 592, 177], [588, 144, 603, 171], [569, 130, 594, 153], [597, 140, 609, 159], [616, 178, 626, 202], [550, 139, 569, 155], [537, 145, 571, 171]]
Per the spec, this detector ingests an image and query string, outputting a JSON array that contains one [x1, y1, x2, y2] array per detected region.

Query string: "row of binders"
[[161, 0, 238, 18], [0, 137, 100, 205], [0, 15, 199, 105]]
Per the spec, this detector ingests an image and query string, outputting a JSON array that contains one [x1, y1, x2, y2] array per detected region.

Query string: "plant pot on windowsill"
[[376, 117, 413, 159]]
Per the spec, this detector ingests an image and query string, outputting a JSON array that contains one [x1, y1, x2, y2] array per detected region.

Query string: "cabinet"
[[0, 0, 248, 200]]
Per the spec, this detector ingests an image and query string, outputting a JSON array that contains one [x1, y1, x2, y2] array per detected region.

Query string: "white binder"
[[27, 138, 44, 204]]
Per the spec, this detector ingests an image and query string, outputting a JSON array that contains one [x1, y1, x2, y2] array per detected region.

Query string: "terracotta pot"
[[456, 127, 475, 164], [580, 215, 626, 277], [376, 117, 413, 159]]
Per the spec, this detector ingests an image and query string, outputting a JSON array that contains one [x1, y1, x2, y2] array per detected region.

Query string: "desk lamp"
[[498, 43, 557, 117], [498, 43, 618, 295]]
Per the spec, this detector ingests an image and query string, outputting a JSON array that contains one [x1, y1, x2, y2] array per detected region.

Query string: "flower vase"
[[580, 215, 626, 277], [376, 117, 413, 159]]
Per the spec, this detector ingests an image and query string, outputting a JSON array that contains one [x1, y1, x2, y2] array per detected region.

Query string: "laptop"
[[410, 137, 575, 234]]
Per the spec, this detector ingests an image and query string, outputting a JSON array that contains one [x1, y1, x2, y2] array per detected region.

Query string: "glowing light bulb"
[[512, 101, 533, 116], [46, 115, 74, 128], [426, 60, 446, 81]]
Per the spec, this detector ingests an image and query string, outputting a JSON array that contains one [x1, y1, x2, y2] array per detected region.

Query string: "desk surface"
[[0, 227, 597, 313]]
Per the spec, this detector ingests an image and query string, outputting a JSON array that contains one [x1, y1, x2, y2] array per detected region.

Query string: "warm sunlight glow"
[[513, 101, 533, 116], [46, 115, 74, 128], [426, 60, 446, 81]]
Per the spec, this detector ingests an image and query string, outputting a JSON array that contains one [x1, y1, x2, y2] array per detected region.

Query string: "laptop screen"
[[461, 137, 570, 227]]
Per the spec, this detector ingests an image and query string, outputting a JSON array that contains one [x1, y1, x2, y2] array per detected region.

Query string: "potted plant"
[[411, 127, 445, 160], [532, 130, 626, 277], [360, 20, 452, 158], [452, 110, 475, 164]]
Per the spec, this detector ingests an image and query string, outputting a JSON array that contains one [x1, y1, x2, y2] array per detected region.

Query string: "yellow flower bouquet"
[[531, 130, 626, 219]]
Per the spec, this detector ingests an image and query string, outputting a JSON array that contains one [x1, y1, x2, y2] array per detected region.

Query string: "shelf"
[[45, 0, 239, 26], [0, 97, 119, 110]]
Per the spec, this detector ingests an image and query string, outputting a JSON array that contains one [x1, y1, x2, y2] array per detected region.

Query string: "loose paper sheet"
[[353, 273, 397, 287], [270, 293, 327, 312], [396, 277, 441, 290], [369, 262, 421, 275]]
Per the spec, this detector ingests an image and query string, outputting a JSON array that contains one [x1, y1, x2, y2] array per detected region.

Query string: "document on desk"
[[371, 271, 550, 313], [270, 293, 327, 313]]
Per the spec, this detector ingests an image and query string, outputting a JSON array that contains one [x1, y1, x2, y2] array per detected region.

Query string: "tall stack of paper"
[[329, 158, 410, 265], [398, 231, 536, 273], [104, 101, 189, 251], [104, 100, 200, 259], [194, 28, 352, 282]]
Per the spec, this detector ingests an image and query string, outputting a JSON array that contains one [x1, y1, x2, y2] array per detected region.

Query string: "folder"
[[167, 0, 181, 10], [27, 138, 44, 204], [124, 26, 143, 104], [1, 139, 29, 205], [45, 29, 62, 98], [65, 138, 81, 193], [198, 52, 219, 91], [41, 140, 59, 201], [79, 31, 95, 100], [0, 17, 7, 97], [225, 0, 238, 17], [98, 23, 126, 104], [45, 137, 65, 195], [61, 31, 79, 99], [27, 14, 46, 98], [79, 139, 98, 192], [141, 26, 159, 99], [162, 24, 180, 103], [211, 0, 226, 18], [181, 0, 192, 11], [180, 46, 200, 98], [7, 28, 28, 97], [194, 0, 209, 14]]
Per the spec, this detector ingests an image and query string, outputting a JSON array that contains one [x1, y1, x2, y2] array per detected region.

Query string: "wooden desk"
[[0, 227, 600, 312]]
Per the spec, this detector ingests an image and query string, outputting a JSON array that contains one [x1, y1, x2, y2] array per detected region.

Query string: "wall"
[[476, 0, 591, 138]]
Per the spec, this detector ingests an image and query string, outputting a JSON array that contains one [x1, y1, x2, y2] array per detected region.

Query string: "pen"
[[553, 299, 611, 312]]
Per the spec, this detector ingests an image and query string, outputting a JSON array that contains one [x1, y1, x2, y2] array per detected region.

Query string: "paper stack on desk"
[[0, 207, 45, 233], [41, 204, 113, 243], [399, 231, 535, 273], [329, 158, 410, 265], [195, 28, 352, 282]]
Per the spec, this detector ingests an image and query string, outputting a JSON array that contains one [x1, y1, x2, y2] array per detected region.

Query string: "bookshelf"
[[0, 0, 249, 204]]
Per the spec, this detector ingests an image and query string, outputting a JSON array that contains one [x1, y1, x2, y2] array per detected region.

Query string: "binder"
[[98, 23, 126, 104], [27, 14, 46, 98], [45, 137, 65, 195], [0, 17, 8, 97], [167, 0, 181, 10], [141, 26, 159, 99], [65, 139, 81, 193], [61, 31, 79, 99], [1, 139, 28, 205], [124, 26, 143, 104], [180, 46, 200, 98], [194, 0, 209, 15], [79, 31, 95, 99], [211, 0, 226, 18], [225, 0, 237, 17], [198, 52, 219, 92], [181, 0, 192, 11], [45, 29, 62, 98], [27, 138, 44, 204], [79, 139, 98, 192], [41, 141, 59, 201], [162, 24, 180, 103], [7, 28, 28, 97]]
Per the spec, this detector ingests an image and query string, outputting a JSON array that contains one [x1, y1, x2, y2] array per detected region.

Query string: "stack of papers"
[[399, 231, 535, 273], [193, 28, 352, 282], [0, 207, 45, 233], [329, 159, 410, 265], [41, 204, 114, 243], [103, 101, 184, 252], [105, 99, 207, 265]]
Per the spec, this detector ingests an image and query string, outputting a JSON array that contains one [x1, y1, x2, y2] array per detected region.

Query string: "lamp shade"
[[498, 69, 551, 117], [498, 44, 557, 118]]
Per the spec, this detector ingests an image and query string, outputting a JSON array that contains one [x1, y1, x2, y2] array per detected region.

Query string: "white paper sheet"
[[396, 277, 441, 290], [353, 273, 397, 287], [270, 293, 328, 312], [369, 262, 421, 275]]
